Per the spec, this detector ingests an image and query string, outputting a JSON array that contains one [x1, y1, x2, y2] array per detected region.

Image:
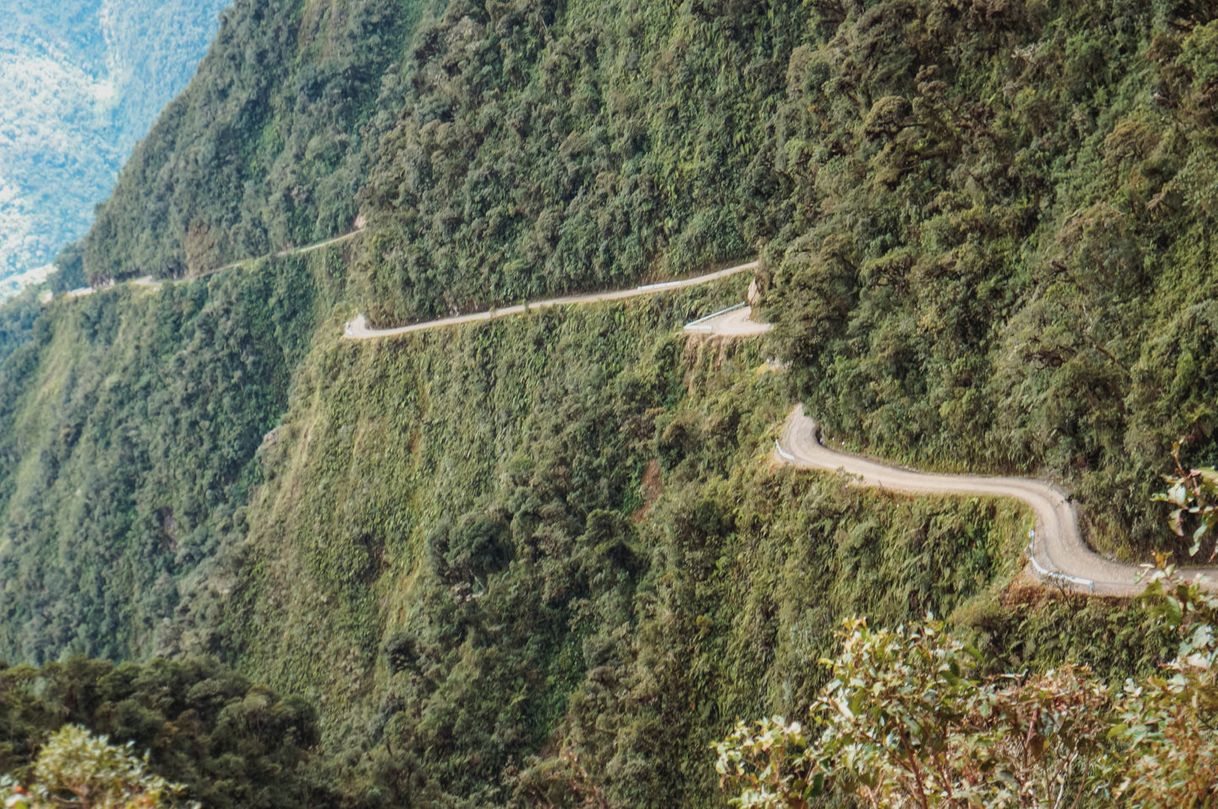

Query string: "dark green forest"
[[0, 657, 332, 807], [764, 0, 1218, 564], [81, 0, 426, 281], [1, 0, 1216, 805], [0, 253, 342, 662]]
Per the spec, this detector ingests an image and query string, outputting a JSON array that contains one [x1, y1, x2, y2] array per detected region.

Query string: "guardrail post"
[[683, 302, 748, 331]]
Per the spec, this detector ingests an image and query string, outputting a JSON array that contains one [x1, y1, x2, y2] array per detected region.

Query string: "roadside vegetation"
[[717, 468, 1218, 807], [0, 252, 343, 662]]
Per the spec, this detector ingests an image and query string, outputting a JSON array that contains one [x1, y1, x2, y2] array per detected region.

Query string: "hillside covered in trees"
[[1, 0, 1218, 805]]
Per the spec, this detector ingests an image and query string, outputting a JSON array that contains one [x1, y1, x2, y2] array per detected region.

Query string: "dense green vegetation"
[[0, 250, 345, 662], [763, 1, 1218, 562], [357, 0, 796, 322], [0, 294, 42, 368], [1, 0, 1217, 805], [85, 0, 1218, 561], [0, 657, 330, 807], [82, 0, 428, 281], [0, 264, 1064, 805], [354, 0, 1218, 566], [7, 260, 1179, 806], [220, 287, 1037, 806]]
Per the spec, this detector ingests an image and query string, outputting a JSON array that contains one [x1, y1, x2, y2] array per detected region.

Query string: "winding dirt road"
[[57, 233, 1210, 598], [59, 227, 365, 301], [275, 229, 362, 258], [342, 260, 759, 339], [344, 279, 1215, 598], [775, 405, 1218, 596]]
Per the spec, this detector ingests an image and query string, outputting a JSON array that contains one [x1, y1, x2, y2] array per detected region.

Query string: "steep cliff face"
[[1, 0, 1217, 805], [83, 0, 803, 304], [352, 0, 802, 323], [0, 253, 339, 663], [217, 292, 1035, 805], [763, 1, 1218, 562], [80, 3, 1218, 560]]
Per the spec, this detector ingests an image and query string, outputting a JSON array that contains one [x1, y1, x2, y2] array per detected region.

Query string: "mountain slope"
[[81, 0, 429, 281], [216, 284, 1033, 805], [1, 0, 1217, 806], [0, 252, 341, 661], [763, 1, 1218, 561], [82, 2, 1218, 560]]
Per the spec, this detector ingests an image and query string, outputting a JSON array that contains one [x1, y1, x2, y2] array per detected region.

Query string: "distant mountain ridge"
[[0, 0, 228, 290]]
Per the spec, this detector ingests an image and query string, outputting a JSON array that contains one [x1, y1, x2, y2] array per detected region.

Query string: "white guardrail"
[[637, 280, 684, 292], [774, 440, 797, 463], [684, 302, 748, 333], [1026, 531, 1095, 593]]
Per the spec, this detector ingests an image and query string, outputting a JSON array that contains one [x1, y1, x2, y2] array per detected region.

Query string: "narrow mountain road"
[[343, 277, 1216, 598], [59, 226, 365, 300], [56, 230, 1209, 599], [209, 228, 367, 275], [342, 260, 759, 339], [775, 405, 1218, 595], [275, 229, 362, 258]]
